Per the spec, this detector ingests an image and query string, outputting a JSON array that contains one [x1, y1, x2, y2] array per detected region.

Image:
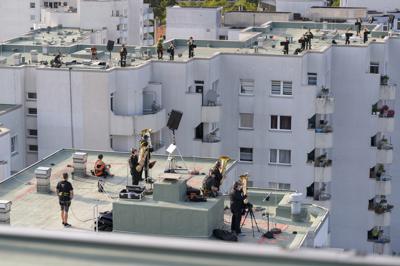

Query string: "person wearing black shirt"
[[363, 28, 371, 44], [202, 170, 219, 198], [188, 37, 196, 58], [129, 148, 141, 185], [230, 181, 247, 235], [298, 35, 306, 51], [345, 30, 353, 45], [355, 19, 362, 36], [140, 135, 154, 182], [120, 44, 127, 67], [281, 38, 289, 55], [211, 160, 223, 190], [305, 30, 314, 49], [56, 173, 74, 227]]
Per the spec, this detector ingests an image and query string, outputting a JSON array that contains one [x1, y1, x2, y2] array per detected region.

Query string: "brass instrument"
[[136, 129, 152, 172], [219, 156, 230, 176], [239, 173, 249, 204]]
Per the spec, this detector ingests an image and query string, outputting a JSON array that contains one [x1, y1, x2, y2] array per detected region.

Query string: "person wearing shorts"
[[56, 173, 74, 227]]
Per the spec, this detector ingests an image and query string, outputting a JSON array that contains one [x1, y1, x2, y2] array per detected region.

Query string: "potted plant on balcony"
[[387, 109, 395, 118], [371, 103, 379, 115], [381, 75, 389, 85]]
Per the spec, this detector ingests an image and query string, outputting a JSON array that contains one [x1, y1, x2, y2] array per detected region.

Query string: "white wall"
[[0, 128, 11, 182], [41, 8, 80, 28], [0, 0, 40, 42], [166, 7, 222, 40], [0, 107, 25, 173], [276, 0, 327, 16], [341, 0, 400, 12]]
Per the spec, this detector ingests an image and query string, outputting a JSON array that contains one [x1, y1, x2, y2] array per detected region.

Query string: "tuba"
[[219, 156, 230, 176], [239, 173, 249, 204], [136, 129, 152, 172]]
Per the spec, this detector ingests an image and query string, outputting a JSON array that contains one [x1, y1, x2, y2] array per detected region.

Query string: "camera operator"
[[230, 181, 247, 236]]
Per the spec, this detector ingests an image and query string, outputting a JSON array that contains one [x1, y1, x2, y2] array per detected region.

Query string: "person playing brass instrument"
[[129, 148, 141, 185], [230, 181, 247, 236], [136, 130, 156, 183], [202, 169, 219, 198]]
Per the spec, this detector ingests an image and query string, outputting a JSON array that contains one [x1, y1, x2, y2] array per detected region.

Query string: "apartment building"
[[41, 0, 155, 45], [0, 20, 399, 255], [340, 0, 400, 12], [0, 0, 41, 42]]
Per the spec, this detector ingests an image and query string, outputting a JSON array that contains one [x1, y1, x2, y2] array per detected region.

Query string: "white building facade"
[[0, 0, 41, 42], [275, 0, 328, 17], [0, 21, 399, 255], [41, 0, 154, 45], [340, 0, 400, 12]]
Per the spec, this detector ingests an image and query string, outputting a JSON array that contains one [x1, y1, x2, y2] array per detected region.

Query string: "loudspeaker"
[[167, 110, 183, 131], [106, 40, 114, 52]]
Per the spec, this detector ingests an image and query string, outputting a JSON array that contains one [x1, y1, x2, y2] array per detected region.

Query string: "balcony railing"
[[377, 139, 393, 150], [374, 203, 394, 214], [368, 230, 391, 244], [315, 156, 332, 168]]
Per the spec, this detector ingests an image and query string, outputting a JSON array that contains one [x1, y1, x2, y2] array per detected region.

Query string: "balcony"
[[109, 109, 166, 136], [378, 117, 395, 132], [134, 108, 166, 134], [314, 165, 332, 182], [379, 84, 396, 100], [201, 105, 221, 123], [313, 182, 331, 201], [315, 87, 334, 114], [315, 128, 333, 149], [369, 165, 391, 181], [375, 180, 391, 195], [143, 25, 154, 34]]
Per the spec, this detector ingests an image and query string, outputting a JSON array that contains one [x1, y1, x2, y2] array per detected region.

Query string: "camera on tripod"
[[245, 202, 253, 210]]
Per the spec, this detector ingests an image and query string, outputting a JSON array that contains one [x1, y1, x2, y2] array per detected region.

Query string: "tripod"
[[240, 203, 261, 237]]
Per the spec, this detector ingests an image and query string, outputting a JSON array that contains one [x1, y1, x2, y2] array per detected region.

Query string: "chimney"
[[0, 200, 12, 225], [34, 167, 52, 193], [73, 152, 88, 177]]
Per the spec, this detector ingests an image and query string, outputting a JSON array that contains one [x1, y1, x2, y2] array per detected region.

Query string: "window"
[[28, 129, 38, 137], [308, 73, 317, 85], [117, 24, 121, 31], [269, 182, 291, 190], [269, 149, 291, 165], [11, 135, 17, 155], [270, 115, 291, 130], [370, 62, 379, 74], [30, 15, 36, 21], [271, 80, 292, 96], [110, 93, 114, 112], [240, 148, 253, 162], [30, 2, 35, 8], [28, 145, 38, 152], [240, 79, 254, 95], [194, 80, 204, 93], [44, 2, 49, 7], [116, 10, 120, 17], [26, 92, 37, 100], [27, 108, 37, 115], [239, 113, 254, 129]]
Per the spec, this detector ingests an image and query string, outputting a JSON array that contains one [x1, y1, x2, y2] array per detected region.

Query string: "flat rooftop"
[[0, 22, 391, 69], [0, 149, 327, 249], [0, 104, 20, 115], [3, 27, 93, 46]]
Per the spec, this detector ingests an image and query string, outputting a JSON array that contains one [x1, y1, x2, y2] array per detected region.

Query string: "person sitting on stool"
[[230, 181, 247, 236], [129, 148, 141, 185], [56, 173, 73, 227], [211, 160, 223, 191], [202, 169, 219, 198], [93, 154, 114, 178]]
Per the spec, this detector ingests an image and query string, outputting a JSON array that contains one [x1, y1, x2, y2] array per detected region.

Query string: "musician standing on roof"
[[129, 148, 141, 185]]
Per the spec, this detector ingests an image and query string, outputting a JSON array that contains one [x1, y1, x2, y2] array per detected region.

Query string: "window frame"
[[269, 115, 292, 131], [239, 113, 254, 130], [307, 72, 317, 86], [26, 92, 37, 101], [27, 129, 38, 138], [30, 2, 35, 8], [239, 147, 253, 162], [239, 79, 255, 96], [270, 80, 293, 97], [269, 149, 292, 165], [27, 107, 37, 116], [27, 144, 38, 153], [370, 62, 379, 74], [11, 135, 18, 156]]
